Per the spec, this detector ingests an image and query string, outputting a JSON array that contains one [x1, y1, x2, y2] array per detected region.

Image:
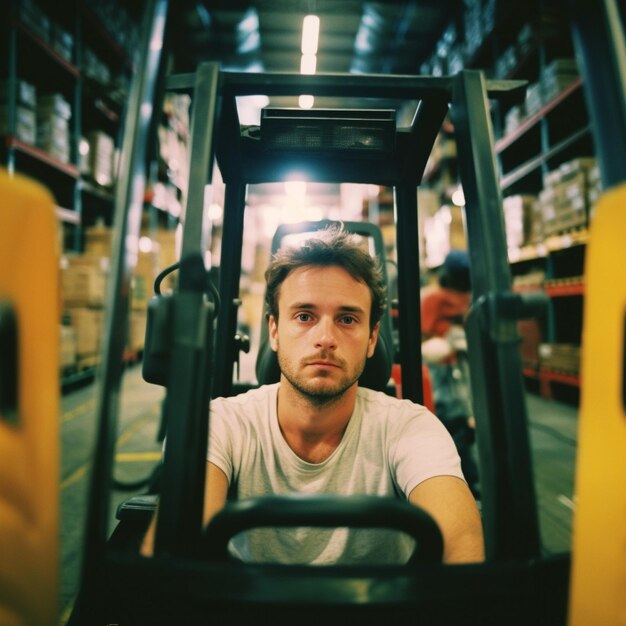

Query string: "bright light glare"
[[299, 95, 314, 109], [284, 181, 307, 197], [451, 186, 465, 206], [139, 236, 153, 253], [301, 15, 320, 54], [207, 203, 223, 221], [300, 53, 317, 75]]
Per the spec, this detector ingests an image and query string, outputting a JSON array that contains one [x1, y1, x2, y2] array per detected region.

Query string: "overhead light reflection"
[[300, 54, 317, 75], [299, 14, 318, 109], [301, 15, 320, 54], [451, 186, 465, 206], [299, 95, 314, 109]]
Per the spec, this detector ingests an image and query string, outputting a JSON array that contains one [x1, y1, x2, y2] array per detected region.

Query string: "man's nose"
[[314, 317, 337, 350]]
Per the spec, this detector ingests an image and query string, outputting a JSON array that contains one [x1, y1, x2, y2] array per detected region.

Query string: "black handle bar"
[[202, 494, 443, 564]]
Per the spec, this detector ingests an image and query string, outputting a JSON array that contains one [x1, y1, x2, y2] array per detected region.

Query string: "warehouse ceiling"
[[169, 0, 465, 75]]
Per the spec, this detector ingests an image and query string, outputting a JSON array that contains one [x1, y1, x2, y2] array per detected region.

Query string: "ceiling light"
[[301, 15, 320, 55], [300, 54, 317, 75], [298, 95, 314, 109]]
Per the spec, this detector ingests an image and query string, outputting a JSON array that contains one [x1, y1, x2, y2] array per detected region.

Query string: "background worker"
[[420, 249, 480, 498]]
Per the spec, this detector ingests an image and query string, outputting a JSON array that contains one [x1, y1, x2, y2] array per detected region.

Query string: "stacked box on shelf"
[[494, 45, 518, 79], [502, 195, 539, 251], [85, 131, 115, 187], [539, 343, 581, 375], [61, 255, 109, 308], [37, 93, 71, 163], [84, 224, 113, 257], [154, 228, 179, 293], [61, 254, 109, 365], [132, 248, 158, 308], [586, 162, 602, 223], [0, 79, 37, 144], [63, 307, 104, 362], [542, 58, 579, 101], [539, 157, 596, 236], [463, 0, 483, 60], [504, 103, 526, 135], [525, 81, 544, 116], [60, 324, 77, 372], [19, 0, 51, 42], [50, 22, 74, 62], [128, 311, 148, 353], [82, 49, 112, 87], [128, 246, 160, 353]]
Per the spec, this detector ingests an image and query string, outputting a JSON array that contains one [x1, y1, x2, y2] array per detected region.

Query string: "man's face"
[[268, 264, 379, 402]]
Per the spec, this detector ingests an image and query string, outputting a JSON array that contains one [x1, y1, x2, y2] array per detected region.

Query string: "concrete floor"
[[58, 364, 164, 624], [57, 365, 578, 624]]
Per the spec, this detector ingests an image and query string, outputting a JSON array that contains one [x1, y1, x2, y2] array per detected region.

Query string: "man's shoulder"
[[211, 383, 278, 412], [356, 387, 430, 416]]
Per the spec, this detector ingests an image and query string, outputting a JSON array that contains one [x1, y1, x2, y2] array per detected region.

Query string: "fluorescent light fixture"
[[300, 53, 317, 75], [299, 95, 314, 109], [301, 15, 320, 54]]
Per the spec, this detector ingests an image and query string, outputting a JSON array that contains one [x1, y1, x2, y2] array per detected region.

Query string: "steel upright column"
[[394, 184, 424, 404], [80, 0, 170, 574], [212, 181, 248, 398], [451, 70, 540, 560], [570, 0, 626, 189], [154, 63, 221, 556]]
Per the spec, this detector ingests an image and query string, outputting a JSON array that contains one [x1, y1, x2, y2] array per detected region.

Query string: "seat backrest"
[[255, 220, 394, 392], [0, 170, 59, 626]]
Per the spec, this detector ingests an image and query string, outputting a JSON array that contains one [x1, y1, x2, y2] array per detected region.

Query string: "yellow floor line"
[[61, 399, 96, 423], [116, 408, 159, 447], [60, 407, 160, 491], [58, 598, 75, 626], [116, 451, 162, 462], [60, 465, 89, 491]]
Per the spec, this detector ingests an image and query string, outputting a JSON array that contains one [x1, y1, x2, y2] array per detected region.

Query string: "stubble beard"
[[276, 345, 369, 408]]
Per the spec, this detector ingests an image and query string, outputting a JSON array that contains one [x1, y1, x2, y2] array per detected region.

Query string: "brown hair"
[[264, 225, 387, 330]]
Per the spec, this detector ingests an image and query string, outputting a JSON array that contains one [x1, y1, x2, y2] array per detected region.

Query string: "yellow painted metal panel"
[[0, 169, 60, 626], [569, 183, 626, 626]]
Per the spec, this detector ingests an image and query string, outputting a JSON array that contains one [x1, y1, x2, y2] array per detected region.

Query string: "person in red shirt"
[[421, 250, 479, 498]]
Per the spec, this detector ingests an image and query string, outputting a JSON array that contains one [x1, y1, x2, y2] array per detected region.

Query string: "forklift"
[[1, 1, 624, 624]]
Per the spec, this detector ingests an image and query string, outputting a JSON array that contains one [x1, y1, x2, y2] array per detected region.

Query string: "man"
[[143, 227, 484, 564]]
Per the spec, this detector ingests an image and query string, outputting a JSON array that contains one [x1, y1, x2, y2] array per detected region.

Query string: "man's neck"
[[276, 381, 358, 464]]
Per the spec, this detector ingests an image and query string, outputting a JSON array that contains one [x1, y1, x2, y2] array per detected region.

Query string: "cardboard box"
[[0, 79, 37, 108], [38, 93, 71, 120], [0, 104, 37, 144], [128, 311, 147, 352], [65, 307, 104, 356], [61, 255, 109, 306], [84, 225, 113, 257], [60, 325, 77, 369]]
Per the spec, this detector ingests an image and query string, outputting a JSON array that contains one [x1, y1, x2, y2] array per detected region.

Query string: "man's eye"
[[296, 313, 312, 322], [340, 315, 357, 325]]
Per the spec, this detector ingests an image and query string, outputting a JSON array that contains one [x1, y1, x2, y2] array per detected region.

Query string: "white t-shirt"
[[208, 383, 464, 565]]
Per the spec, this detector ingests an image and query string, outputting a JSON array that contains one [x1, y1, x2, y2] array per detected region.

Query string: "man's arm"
[[409, 475, 484, 564], [140, 461, 229, 556]]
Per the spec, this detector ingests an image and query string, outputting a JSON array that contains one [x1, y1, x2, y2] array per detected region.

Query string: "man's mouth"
[[305, 357, 341, 368]]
